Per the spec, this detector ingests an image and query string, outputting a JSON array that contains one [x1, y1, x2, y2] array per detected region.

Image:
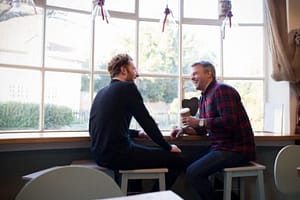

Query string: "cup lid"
[[180, 108, 190, 114]]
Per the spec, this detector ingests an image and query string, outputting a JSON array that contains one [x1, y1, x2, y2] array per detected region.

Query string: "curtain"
[[264, 0, 300, 84]]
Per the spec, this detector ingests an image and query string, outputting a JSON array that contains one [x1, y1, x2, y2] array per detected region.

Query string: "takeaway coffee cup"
[[180, 108, 191, 118], [180, 108, 191, 129], [178, 108, 191, 136]]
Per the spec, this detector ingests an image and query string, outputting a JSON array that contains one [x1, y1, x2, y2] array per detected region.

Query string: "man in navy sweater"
[[89, 53, 184, 190]]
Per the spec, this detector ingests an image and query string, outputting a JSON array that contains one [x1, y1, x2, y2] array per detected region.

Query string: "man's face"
[[125, 61, 139, 82], [191, 64, 210, 91]]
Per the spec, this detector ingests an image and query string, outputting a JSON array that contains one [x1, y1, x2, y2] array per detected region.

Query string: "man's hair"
[[191, 60, 216, 79], [108, 53, 133, 78]]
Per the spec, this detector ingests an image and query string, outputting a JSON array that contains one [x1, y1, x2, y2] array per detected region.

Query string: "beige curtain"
[[264, 0, 300, 84]]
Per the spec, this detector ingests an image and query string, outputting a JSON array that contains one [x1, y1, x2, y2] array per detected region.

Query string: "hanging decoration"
[[161, 4, 176, 32], [219, 0, 233, 39], [93, 0, 110, 23]]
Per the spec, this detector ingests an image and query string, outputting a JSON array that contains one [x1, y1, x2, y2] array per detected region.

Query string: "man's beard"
[[125, 69, 135, 82]]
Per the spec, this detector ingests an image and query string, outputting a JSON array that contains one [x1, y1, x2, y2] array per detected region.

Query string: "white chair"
[[274, 145, 300, 199], [16, 166, 123, 200], [71, 159, 115, 179]]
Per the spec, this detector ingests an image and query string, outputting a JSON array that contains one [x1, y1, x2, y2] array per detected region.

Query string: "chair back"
[[16, 165, 123, 200], [182, 97, 198, 116], [274, 145, 300, 196]]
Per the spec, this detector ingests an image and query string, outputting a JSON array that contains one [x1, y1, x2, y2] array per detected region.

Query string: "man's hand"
[[170, 128, 183, 139], [138, 130, 150, 140], [182, 126, 197, 135], [170, 144, 182, 153], [182, 116, 200, 128]]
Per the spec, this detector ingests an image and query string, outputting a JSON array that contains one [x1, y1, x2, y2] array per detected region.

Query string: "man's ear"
[[207, 71, 213, 78], [120, 66, 127, 75]]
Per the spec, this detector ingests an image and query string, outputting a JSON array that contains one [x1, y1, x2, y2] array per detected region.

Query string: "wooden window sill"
[[0, 132, 299, 152]]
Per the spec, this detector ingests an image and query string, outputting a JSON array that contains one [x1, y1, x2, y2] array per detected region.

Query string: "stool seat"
[[119, 168, 168, 195], [223, 161, 266, 200], [224, 161, 266, 172], [71, 160, 115, 179], [119, 168, 168, 174]]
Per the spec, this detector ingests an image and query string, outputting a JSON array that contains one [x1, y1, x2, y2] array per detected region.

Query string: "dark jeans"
[[185, 147, 249, 200], [97, 142, 185, 190]]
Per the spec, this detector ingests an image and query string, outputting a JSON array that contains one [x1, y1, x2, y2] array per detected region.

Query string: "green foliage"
[[81, 74, 111, 93], [138, 78, 177, 103], [44, 104, 74, 129], [81, 74, 90, 92], [0, 102, 74, 130], [94, 75, 110, 92], [0, 102, 39, 130], [182, 30, 217, 75]]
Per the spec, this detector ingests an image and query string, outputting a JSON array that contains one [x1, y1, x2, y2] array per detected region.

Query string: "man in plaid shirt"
[[171, 61, 256, 200]]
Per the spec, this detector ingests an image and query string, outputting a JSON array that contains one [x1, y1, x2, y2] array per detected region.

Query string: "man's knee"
[[186, 165, 201, 184]]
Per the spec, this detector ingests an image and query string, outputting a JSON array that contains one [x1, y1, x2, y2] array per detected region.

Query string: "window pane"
[[137, 77, 179, 130], [0, 1, 266, 135], [183, 79, 201, 99], [223, 26, 263, 77], [139, 0, 179, 20], [47, 0, 92, 12], [182, 25, 220, 75], [0, 5, 43, 66], [139, 21, 179, 74], [45, 10, 91, 70], [44, 72, 90, 130], [225, 80, 263, 132], [184, 0, 218, 19], [231, 0, 263, 23], [93, 74, 111, 97], [0, 67, 41, 131], [94, 18, 136, 71], [107, 0, 135, 13]]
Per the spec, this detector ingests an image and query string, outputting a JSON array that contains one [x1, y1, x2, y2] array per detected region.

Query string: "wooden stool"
[[71, 160, 168, 195], [223, 161, 266, 200], [119, 168, 168, 195]]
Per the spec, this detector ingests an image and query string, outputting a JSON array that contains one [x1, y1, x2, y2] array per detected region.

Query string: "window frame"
[[0, 0, 277, 137]]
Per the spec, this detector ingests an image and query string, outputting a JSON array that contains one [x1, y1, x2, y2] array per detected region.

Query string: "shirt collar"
[[201, 80, 217, 96], [111, 79, 121, 84]]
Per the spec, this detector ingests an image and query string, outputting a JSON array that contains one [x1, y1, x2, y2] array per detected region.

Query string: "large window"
[[0, 0, 265, 133]]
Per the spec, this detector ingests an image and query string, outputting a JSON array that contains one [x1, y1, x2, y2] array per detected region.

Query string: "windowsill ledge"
[[0, 131, 299, 152], [0, 132, 91, 152]]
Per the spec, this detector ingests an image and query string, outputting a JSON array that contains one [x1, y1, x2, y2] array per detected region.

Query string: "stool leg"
[[239, 177, 245, 200], [257, 170, 265, 200], [223, 172, 232, 200], [209, 174, 216, 189], [121, 174, 129, 195], [158, 173, 166, 191]]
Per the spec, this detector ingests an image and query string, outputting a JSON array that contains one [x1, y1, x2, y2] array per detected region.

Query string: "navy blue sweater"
[[89, 79, 171, 164]]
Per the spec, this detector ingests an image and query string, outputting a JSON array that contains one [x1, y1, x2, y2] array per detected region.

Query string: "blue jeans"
[[185, 148, 249, 200]]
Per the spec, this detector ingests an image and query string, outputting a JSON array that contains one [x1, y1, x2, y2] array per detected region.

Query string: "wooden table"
[[100, 190, 183, 200]]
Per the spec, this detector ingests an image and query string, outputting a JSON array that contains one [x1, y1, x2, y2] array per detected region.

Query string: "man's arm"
[[126, 83, 172, 151], [129, 129, 150, 139]]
